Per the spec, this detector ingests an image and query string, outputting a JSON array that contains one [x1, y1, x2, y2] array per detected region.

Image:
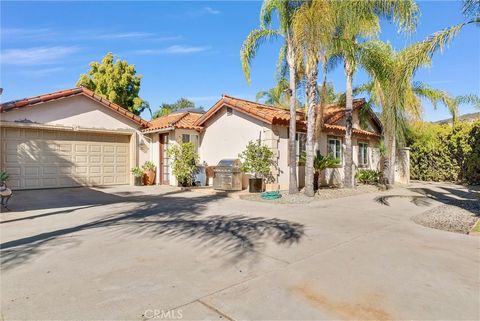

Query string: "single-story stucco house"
[[0, 87, 409, 190]]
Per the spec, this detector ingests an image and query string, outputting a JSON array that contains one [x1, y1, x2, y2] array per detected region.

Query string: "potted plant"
[[166, 142, 199, 187], [0, 171, 9, 191], [142, 161, 156, 186], [238, 141, 274, 193], [131, 167, 144, 186]]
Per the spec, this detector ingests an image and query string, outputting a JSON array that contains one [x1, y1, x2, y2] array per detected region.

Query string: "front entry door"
[[159, 133, 170, 185]]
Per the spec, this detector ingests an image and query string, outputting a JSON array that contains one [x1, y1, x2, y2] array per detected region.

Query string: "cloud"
[[133, 45, 210, 55], [2, 28, 57, 40], [1, 46, 80, 65], [202, 7, 221, 15], [90, 32, 155, 40]]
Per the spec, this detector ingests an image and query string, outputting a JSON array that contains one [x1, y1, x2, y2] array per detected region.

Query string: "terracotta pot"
[[265, 183, 279, 192], [142, 170, 156, 185]]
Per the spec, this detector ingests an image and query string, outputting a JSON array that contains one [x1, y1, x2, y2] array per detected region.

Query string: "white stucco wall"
[[1, 95, 151, 184], [199, 108, 270, 166]]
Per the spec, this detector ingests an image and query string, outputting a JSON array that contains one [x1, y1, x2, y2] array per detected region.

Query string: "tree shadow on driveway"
[[374, 185, 480, 216], [1, 190, 304, 271]]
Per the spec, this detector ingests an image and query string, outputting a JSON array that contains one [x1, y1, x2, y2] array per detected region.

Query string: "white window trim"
[[358, 142, 369, 167], [328, 137, 343, 163]]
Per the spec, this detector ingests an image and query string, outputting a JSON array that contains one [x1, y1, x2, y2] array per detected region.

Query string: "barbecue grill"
[[213, 159, 242, 191]]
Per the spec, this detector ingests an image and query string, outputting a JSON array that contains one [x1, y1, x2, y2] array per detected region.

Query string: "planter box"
[[265, 183, 279, 192]]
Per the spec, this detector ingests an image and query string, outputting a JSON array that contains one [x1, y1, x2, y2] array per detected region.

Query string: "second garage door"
[[1, 127, 131, 190]]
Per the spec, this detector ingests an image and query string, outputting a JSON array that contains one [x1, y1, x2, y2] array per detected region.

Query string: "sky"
[[1, 0, 479, 122]]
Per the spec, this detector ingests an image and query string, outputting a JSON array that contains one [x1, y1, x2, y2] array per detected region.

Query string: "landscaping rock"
[[412, 201, 480, 234], [240, 184, 379, 204]]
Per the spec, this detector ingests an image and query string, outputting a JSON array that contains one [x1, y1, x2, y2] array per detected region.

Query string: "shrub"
[[142, 161, 156, 172], [131, 167, 144, 178], [238, 141, 274, 181], [407, 120, 480, 184], [355, 169, 380, 185], [167, 142, 199, 187]]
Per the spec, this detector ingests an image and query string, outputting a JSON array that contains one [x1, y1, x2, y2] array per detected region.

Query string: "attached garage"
[[0, 87, 151, 190], [2, 127, 131, 189]]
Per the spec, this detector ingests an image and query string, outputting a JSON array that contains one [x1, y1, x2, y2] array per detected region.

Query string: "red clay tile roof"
[[143, 112, 203, 133], [323, 100, 365, 124], [0, 87, 150, 128], [195, 95, 304, 127], [195, 95, 380, 137], [323, 124, 381, 138]]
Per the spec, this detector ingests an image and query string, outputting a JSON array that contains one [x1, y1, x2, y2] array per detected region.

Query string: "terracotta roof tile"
[[0, 87, 150, 128], [143, 112, 203, 133], [323, 124, 381, 138]]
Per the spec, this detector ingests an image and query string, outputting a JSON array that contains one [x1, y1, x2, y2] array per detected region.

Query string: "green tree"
[[332, 0, 419, 189], [256, 78, 290, 107], [293, 0, 336, 197], [360, 22, 472, 185], [76, 52, 146, 115], [238, 141, 274, 181], [152, 98, 200, 119], [166, 142, 199, 187], [241, 0, 304, 195]]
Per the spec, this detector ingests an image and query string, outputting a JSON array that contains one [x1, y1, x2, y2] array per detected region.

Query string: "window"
[[182, 134, 190, 143], [296, 133, 306, 161], [328, 137, 342, 162], [358, 142, 368, 166], [181, 133, 199, 152]]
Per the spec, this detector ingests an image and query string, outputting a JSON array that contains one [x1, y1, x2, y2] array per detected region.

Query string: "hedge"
[[407, 120, 480, 184]]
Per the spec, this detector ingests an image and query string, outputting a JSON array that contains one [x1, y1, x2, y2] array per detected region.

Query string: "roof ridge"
[[0, 87, 150, 128]]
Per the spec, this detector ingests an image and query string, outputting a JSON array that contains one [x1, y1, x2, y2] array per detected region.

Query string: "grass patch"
[[471, 219, 480, 233]]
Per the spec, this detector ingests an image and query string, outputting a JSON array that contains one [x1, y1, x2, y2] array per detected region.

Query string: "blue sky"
[[1, 0, 479, 121]]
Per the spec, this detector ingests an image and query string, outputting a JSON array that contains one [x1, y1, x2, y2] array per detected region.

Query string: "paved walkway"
[[1, 183, 478, 320]]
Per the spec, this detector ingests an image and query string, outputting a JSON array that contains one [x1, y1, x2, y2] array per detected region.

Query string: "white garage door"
[[1, 127, 131, 190]]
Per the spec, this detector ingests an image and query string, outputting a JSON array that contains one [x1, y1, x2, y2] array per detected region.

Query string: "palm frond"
[[462, 0, 480, 19], [240, 28, 281, 84]]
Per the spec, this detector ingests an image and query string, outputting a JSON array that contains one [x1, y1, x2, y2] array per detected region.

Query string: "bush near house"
[[407, 120, 480, 184], [167, 142, 199, 187], [355, 169, 380, 185]]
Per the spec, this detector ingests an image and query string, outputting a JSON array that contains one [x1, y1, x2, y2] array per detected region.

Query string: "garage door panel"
[[116, 146, 128, 154], [25, 166, 40, 176], [75, 144, 88, 153], [1, 128, 131, 189], [24, 178, 40, 189]]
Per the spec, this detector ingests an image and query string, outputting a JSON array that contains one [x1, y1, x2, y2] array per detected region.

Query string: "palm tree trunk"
[[385, 132, 396, 186], [287, 42, 298, 194], [305, 64, 318, 197], [344, 60, 354, 189]]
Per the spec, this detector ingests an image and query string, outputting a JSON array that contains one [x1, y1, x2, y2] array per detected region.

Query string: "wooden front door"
[[159, 133, 170, 185]]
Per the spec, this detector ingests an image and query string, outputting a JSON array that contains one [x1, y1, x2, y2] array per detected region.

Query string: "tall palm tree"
[[293, 0, 336, 197], [332, 0, 419, 188], [241, 0, 304, 194], [360, 22, 472, 186]]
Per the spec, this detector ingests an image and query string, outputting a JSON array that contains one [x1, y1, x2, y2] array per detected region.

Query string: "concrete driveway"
[[1, 183, 478, 320]]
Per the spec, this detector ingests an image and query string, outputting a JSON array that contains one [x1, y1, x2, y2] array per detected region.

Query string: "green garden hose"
[[260, 191, 282, 200]]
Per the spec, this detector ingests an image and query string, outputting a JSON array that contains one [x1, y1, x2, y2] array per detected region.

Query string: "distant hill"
[[433, 112, 480, 125]]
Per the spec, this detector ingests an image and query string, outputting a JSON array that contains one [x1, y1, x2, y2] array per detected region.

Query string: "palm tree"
[[256, 78, 290, 107], [241, 0, 304, 194], [360, 22, 472, 186], [293, 0, 336, 197], [331, 0, 419, 189], [412, 83, 480, 125]]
